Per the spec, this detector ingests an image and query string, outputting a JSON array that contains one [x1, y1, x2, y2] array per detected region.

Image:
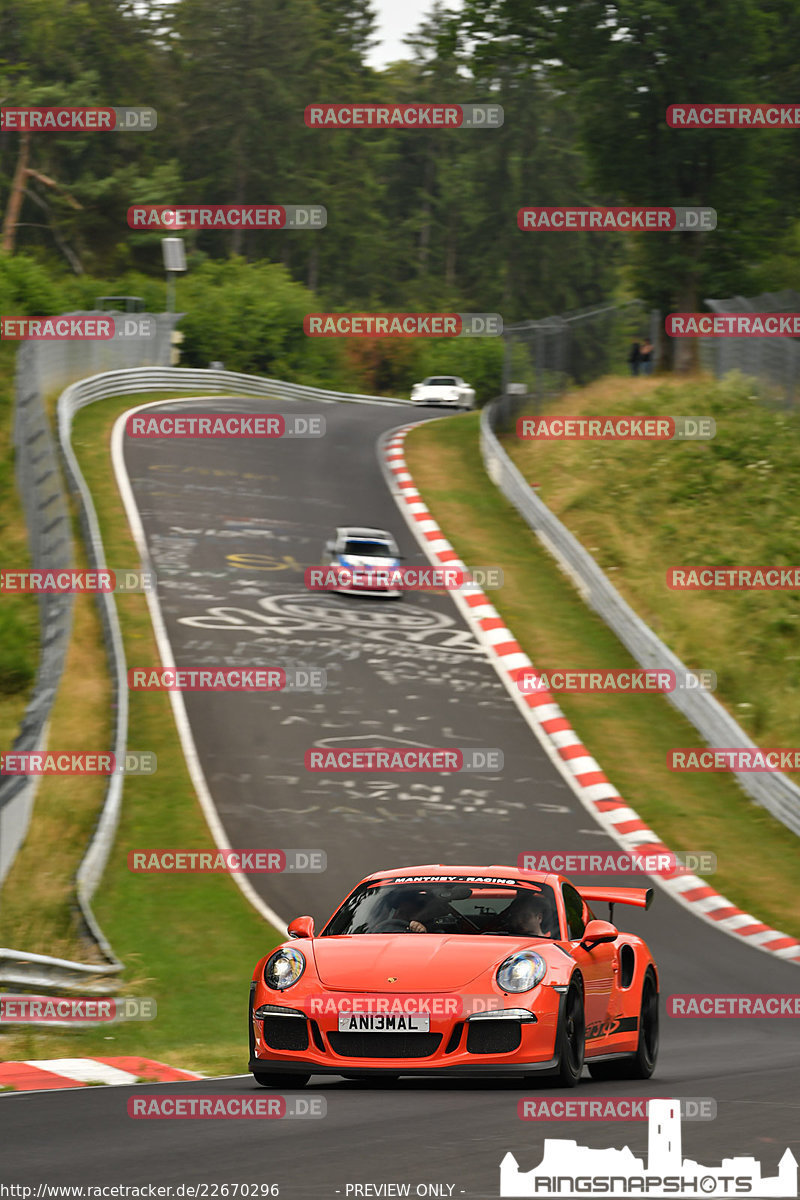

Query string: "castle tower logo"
[[500, 1098, 797, 1197]]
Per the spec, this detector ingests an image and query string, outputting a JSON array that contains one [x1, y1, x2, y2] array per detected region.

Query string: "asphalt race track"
[[2, 396, 798, 1196]]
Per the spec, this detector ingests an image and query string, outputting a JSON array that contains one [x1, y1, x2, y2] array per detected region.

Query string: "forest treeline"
[[2, 0, 800, 387]]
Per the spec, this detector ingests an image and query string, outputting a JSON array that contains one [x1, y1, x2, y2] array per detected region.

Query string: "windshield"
[[425, 377, 458, 386], [342, 539, 395, 557], [322, 880, 561, 937]]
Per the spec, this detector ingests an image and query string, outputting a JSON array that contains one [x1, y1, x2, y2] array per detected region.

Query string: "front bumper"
[[250, 995, 561, 1078]]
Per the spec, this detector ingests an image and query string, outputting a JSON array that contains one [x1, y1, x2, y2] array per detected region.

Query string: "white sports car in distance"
[[322, 526, 403, 597], [411, 376, 476, 409]]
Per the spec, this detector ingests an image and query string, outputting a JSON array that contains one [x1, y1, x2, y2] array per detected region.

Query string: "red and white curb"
[[0, 1057, 202, 1093], [380, 423, 800, 967]]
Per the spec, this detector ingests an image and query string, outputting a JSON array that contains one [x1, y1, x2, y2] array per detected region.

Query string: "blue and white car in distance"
[[323, 526, 403, 598]]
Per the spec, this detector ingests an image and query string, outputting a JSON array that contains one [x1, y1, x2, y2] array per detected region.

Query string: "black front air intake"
[[328, 1032, 442, 1058], [466, 1019, 522, 1054], [261, 1016, 309, 1051]]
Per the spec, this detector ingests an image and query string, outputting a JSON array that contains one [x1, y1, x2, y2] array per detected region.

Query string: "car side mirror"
[[324, 541, 335, 554], [580, 919, 618, 950], [287, 915, 315, 939]]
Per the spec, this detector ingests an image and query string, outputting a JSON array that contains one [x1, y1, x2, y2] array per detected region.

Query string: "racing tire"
[[588, 969, 659, 1081], [554, 977, 585, 1087], [253, 1071, 311, 1088]]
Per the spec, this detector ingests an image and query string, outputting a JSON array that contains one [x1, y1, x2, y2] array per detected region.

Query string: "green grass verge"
[[0, 392, 281, 1076], [404, 391, 800, 938]]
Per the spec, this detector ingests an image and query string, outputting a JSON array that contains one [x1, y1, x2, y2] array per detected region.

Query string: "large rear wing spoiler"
[[578, 886, 653, 922]]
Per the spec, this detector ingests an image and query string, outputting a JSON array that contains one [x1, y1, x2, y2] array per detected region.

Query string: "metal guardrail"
[[1, 363, 413, 993], [0, 345, 76, 886], [480, 400, 800, 838], [59, 366, 414, 415]]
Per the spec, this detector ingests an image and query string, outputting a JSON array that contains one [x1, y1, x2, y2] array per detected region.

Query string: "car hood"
[[310, 935, 545, 991], [337, 554, 397, 570]]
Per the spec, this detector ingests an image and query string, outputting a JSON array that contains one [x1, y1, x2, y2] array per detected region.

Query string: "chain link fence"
[[496, 299, 661, 430], [702, 289, 800, 406]]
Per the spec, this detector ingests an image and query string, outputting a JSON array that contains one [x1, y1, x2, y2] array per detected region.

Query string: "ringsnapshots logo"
[[305, 103, 503, 129], [127, 667, 326, 692], [0, 751, 156, 776], [305, 747, 503, 772], [0, 995, 156, 1024], [518, 206, 716, 232], [128, 849, 326, 873], [128, 205, 326, 229], [1, 107, 156, 132], [518, 1097, 717, 1122], [125, 412, 324, 438], [128, 1095, 326, 1120], [667, 312, 800, 337], [499, 1098, 796, 1198], [0, 569, 154, 593], [517, 668, 716, 694], [517, 416, 715, 441], [668, 103, 800, 128], [304, 313, 502, 337], [1, 316, 156, 340], [517, 851, 717, 876]]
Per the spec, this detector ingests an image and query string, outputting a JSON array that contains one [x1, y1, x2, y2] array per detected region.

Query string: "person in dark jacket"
[[629, 342, 641, 376]]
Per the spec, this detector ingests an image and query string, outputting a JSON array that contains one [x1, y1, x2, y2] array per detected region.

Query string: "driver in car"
[[391, 891, 429, 932], [499, 891, 556, 937]]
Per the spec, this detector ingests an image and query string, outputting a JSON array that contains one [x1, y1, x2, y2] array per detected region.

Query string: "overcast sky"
[[367, 0, 454, 68]]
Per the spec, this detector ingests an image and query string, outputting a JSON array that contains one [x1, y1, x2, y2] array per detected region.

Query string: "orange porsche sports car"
[[248, 864, 659, 1087]]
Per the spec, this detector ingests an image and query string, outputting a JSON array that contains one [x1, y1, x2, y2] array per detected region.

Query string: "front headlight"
[[264, 947, 306, 990], [496, 951, 546, 993]]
